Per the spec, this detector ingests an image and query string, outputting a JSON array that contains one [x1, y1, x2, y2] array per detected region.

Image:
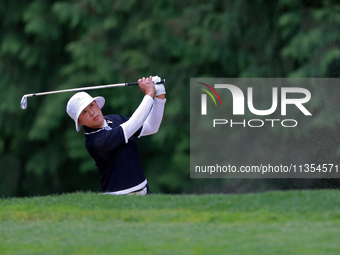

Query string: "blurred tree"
[[0, 0, 339, 196]]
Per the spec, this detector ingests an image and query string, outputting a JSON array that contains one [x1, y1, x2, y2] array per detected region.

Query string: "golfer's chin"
[[94, 117, 105, 129], [86, 117, 105, 129]]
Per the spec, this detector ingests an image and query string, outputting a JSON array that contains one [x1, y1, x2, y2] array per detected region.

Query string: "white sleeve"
[[138, 97, 166, 137], [120, 95, 154, 143]]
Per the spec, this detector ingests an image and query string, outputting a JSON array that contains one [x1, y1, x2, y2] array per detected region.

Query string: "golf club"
[[20, 76, 165, 110]]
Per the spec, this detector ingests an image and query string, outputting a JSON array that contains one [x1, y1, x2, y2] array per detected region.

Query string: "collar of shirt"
[[84, 119, 112, 135]]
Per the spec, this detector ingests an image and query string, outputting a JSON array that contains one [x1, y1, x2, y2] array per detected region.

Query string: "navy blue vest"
[[84, 114, 145, 192]]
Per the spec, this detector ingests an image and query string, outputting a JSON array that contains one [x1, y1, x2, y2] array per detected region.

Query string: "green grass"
[[0, 190, 340, 255]]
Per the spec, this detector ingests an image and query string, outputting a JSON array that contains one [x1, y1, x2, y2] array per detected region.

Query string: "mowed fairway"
[[0, 190, 339, 255]]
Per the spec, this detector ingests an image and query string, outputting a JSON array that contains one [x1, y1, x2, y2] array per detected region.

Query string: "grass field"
[[0, 190, 339, 255]]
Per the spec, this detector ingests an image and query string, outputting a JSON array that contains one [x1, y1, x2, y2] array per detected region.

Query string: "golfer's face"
[[78, 101, 104, 129]]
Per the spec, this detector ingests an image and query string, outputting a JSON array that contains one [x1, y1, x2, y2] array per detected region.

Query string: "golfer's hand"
[[151, 76, 166, 99], [138, 76, 155, 98], [155, 83, 166, 99]]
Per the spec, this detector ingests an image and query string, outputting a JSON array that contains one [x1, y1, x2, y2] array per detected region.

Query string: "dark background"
[[1, 0, 340, 197]]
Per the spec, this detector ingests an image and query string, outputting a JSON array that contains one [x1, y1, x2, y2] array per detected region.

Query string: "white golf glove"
[[152, 76, 166, 96]]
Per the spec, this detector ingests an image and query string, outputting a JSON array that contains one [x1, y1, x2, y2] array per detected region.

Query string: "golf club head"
[[20, 95, 28, 110]]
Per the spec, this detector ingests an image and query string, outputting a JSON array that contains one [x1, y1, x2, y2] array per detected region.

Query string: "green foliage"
[[0, 0, 340, 196], [279, 1, 340, 77]]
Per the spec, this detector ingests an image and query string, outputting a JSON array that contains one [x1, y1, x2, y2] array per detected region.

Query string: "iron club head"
[[20, 95, 28, 110]]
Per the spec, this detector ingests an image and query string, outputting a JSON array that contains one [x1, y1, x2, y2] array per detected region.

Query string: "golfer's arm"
[[138, 97, 166, 137], [120, 95, 154, 143]]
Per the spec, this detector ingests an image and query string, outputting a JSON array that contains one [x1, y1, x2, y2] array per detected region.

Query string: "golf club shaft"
[[20, 78, 165, 110], [23, 79, 165, 98], [26, 82, 128, 98]]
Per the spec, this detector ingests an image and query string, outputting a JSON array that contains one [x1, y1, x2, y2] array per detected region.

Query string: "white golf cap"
[[66, 92, 105, 132]]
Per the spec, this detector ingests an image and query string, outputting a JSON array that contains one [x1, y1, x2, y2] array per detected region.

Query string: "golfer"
[[66, 76, 166, 195]]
